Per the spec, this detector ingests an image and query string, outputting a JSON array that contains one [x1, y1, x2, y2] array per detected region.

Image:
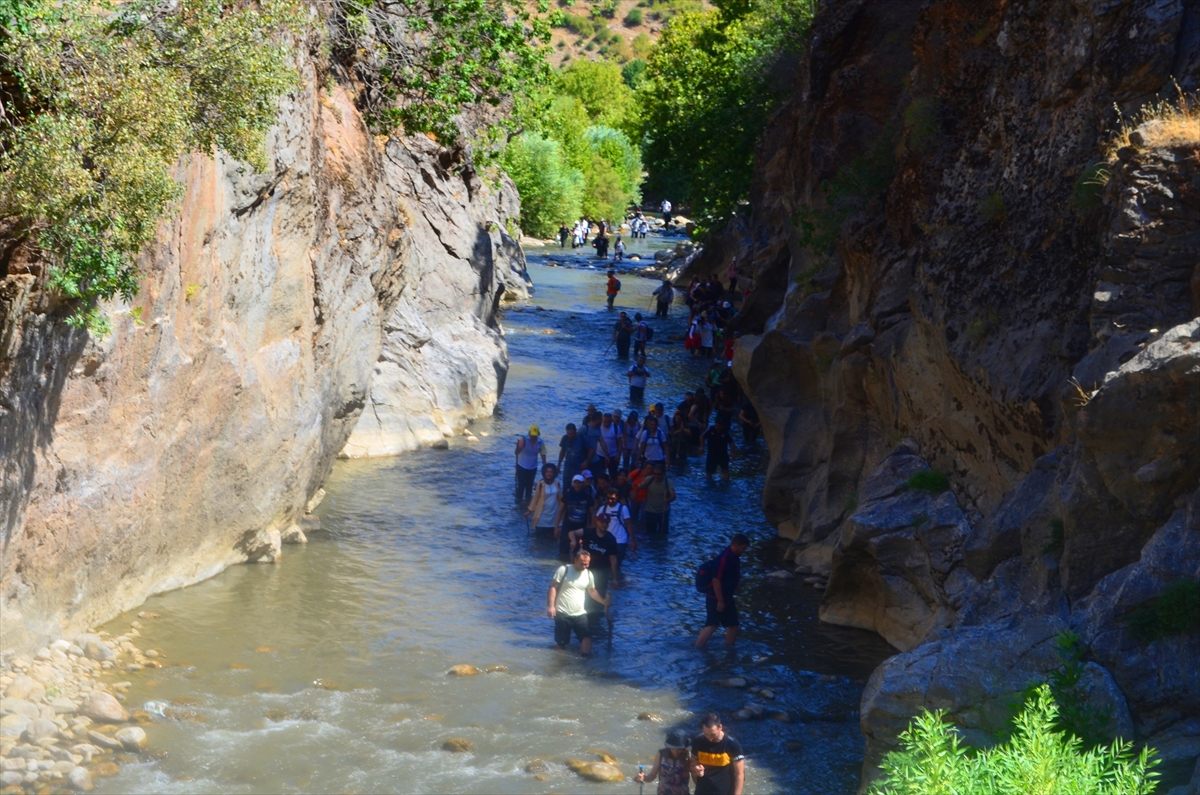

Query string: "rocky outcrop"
[[719, 0, 1199, 788], [0, 56, 526, 656]]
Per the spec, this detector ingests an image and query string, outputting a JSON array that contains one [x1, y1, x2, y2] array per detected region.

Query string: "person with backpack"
[[596, 412, 622, 480], [548, 548, 610, 656], [632, 313, 651, 358], [637, 414, 670, 468], [526, 463, 561, 534], [621, 411, 642, 470], [653, 280, 674, 317], [557, 423, 593, 487], [594, 486, 635, 567], [569, 502, 621, 620], [694, 534, 749, 648], [556, 474, 594, 561], [606, 270, 621, 309], [628, 355, 650, 403], [613, 311, 634, 358], [641, 462, 675, 534], [514, 426, 546, 504]]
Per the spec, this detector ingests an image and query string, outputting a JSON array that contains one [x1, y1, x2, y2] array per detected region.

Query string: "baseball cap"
[[572, 475, 585, 483], [529, 425, 540, 436], [582, 470, 593, 478]]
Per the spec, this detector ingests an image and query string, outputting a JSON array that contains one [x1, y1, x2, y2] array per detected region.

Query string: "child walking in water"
[[635, 729, 692, 794]]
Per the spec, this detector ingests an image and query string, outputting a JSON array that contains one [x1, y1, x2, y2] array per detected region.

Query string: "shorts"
[[642, 510, 666, 533], [555, 613, 591, 645], [616, 542, 628, 563], [706, 451, 730, 474], [704, 597, 738, 628]]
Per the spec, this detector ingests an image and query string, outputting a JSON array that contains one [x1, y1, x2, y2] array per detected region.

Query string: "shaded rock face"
[[718, 0, 1200, 788], [0, 62, 527, 655]]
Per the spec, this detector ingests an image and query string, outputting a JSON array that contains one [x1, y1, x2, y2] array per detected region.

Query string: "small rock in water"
[[441, 737, 473, 753], [310, 679, 339, 691], [577, 762, 624, 782], [447, 664, 481, 676], [114, 727, 147, 751], [765, 570, 794, 579], [637, 712, 663, 723], [263, 709, 291, 722], [731, 709, 754, 721], [136, 612, 160, 619], [524, 760, 549, 774], [715, 677, 748, 689], [66, 766, 93, 792], [767, 711, 792, 723], [86, 731, 122, 751], [588, 750, 618, 765], [759, 689, 776, 700], [79, 693, 127, 724], [431, 438, 450, 450]]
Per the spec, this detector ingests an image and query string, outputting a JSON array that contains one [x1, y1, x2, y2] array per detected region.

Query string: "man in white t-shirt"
[[548, 548, 609, 655], [638, 415, 670, 468], [595, 487, 635, 568]]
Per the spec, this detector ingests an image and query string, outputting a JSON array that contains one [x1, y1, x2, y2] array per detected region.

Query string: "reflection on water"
[[98, 254, 894, 794]]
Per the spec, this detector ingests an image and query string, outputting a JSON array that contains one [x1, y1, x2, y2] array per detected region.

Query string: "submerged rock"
[[447, 664, 481, 676], [441, 737, 474, 753]]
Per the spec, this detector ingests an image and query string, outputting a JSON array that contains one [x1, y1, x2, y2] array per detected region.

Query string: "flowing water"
[[98, 241, 895, 794]]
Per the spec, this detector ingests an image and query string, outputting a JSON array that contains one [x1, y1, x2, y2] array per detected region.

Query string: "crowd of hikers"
[[511, 256, 759, 793]]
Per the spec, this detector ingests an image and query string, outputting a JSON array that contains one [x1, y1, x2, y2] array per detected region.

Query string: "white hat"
[[572, 475, 585, 483]]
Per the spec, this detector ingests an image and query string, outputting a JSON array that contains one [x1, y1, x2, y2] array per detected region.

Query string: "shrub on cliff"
[[871, 685, 1159, 795], [502, 133, 583, 237], [0, 0, 306, 331]]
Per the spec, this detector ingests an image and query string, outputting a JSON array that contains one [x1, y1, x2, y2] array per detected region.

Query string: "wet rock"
[[580, 762, 624, 782], [114, 727, 147, 751], [765, 570, 795, 579], [446, 665, 481, 676], [85, 732, 122, 751], [759, 689, 775, 700], [129, 711, 154, 725], [263, 709, 291, 722], [79, 693, 127, 724], [91, 762, 119, 777], [637, 712, 663, 722], [767, 711, 792, 723], [441, 737, 473, 753], [587, 749, 618, 764], [280, 524, 308, 544], [66, 766, 92, 791], [714, 677, 747, 689], [524, 760, 549, 774]]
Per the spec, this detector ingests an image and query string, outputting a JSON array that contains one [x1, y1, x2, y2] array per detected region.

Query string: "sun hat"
[[665, 728, 690, 749], [529, 425, 540, 436]]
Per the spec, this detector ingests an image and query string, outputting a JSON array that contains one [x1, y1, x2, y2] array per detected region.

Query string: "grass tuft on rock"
[[906, 470, 950, 494], [1128, 579, 1200, 643]]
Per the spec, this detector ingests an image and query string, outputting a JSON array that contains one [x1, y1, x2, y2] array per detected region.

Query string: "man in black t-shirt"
[[700, 419, 737, 481], [691, 713, 744, 795], [557, 475, 594, 561], [737, 399, 760, 445], [568, 521, 619, 619]]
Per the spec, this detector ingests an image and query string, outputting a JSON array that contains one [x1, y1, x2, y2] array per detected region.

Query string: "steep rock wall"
[[716, 0, 1200, 788], [0, 64, 527, 658]]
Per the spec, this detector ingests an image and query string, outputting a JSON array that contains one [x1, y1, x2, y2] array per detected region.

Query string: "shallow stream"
[[98, 245, 894, 794]]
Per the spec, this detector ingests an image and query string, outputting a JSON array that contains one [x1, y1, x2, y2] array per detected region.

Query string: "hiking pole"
[[638, 765, 644, 795], [604, 340, 615, 356]]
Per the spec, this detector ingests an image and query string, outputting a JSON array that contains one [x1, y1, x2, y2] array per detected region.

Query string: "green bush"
[[1129, 579, 1200, 643], [906, 470, 950, 494], [625, 8, 644, 25], [631, 31, 654, 58], [622, 58, 648, 89], [871, 685, 1159, 795], [585, 125, 643, 202], [0, 0, 305, 331], [558, 57, 638, 135], [1071, 163, 1110, 217], [558, 12, 597, 36], [502, 133, 584, 237]]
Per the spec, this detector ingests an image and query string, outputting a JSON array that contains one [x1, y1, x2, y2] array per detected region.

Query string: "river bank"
[[1, 258, 894, 794]]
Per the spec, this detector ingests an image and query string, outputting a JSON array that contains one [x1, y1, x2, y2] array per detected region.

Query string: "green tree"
[[0, 0, 304, 331], [872, 686, 1159, 795], [585, 125, 642, 201], [502, 133, 584, 236], [637, 0, 813, 228], [622, 58, 648, 88], [557, 58, 638, 137]]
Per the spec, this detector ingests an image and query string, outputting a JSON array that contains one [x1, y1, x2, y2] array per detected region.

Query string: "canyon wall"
[[713, 0, 1199, 789], [0, 63, 528, 659]]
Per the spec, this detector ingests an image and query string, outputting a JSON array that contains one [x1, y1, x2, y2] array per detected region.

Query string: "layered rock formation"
[[714, 0, 1199, 788], [0, 61, 527, 657]]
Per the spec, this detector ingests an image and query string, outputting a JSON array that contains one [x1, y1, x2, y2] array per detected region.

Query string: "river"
[[97, 241, 895, 794]]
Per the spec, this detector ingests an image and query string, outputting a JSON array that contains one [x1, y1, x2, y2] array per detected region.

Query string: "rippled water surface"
[[99, 248, 895, 794]]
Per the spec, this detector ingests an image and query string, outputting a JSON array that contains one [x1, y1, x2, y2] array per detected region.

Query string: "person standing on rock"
[[694, 535, 749, 649], [548, 548, 609, 656], [606, 269, 621, 309], [653, 280, 674, 317], [558, 423, 593, 486], [557, 474, 594, 561], [515, 426, 546, 504], [628, 356, 650, 403], [690, 713, 744, 795], [613, 311, 634, 358], [526, 463, 561, 534]]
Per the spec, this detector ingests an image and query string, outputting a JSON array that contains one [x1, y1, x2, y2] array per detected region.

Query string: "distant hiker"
[[694, 534, 749, 649], [738, 399, 760, 445], [635, 728, 692, 795], [558, 422, 593, 486], [653, 280, 674, 317], [661, 198, 673, 226], [559, 223, 570, 247], [633, 313, 650, 358], [594, 231, 610, 259], [727, 259, 739, 294], [699, 418, 737, 482], [691, 713, 744, 795], [606, 269, 621, 309], [628, 355, 649, 403], [595, 486, 634, 570], [621, 411, 642, 470], [526, 463, 561, 533], [614, 236, 626, 261], [641, 462, 675, 534], [557, 474, 594, 561], [698, 314, 715, 358], [514, 425, 546, 504], [638, 414, 670, 468], [548, 548, 609, 656], [613, 311, 634, 358], [596, 412, 622, 480]]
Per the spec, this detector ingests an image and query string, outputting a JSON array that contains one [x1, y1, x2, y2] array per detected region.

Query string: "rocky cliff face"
[[716, 0, 1199, 788], [0, 63, 528, 658]]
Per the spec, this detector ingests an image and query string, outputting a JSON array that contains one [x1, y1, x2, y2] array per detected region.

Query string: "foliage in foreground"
[[871, 685, 1158, 795], [0, 0, 304, 331], [636, 0, 815, 228]]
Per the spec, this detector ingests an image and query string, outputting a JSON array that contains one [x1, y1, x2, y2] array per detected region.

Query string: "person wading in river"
[[606, 269, 621, 309], [695, 535, 748, 649], [569, 507, 620, 623], [514, 425, 545, 504], [596, 412, 622, 480], [638, 415, 670, 469], [653, 279, 674, 317], [690, 713, 744, 795], [628, 356, 649, 404], [526, 463, 561, 534], [558, 423, 592, 486], [699, 418, 738, 482], [556, 474, 594, 561], [594, 486, 634, 570], [548, 548, 609, 656], [636, 728, 692, 795], [641, 462, 675, 534], [633, 313, 649, 358], [613, 311, 634, 358]]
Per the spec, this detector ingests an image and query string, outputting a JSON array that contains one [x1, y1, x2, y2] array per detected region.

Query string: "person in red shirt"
[[606, 270, 620, 309]]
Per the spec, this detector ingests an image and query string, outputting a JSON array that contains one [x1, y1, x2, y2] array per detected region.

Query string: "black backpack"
[[695, 557, 717, 593], [644, 324, 655, 342]]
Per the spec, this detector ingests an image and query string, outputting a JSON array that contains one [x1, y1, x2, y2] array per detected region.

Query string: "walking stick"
[[604, 339, 615, 356]]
